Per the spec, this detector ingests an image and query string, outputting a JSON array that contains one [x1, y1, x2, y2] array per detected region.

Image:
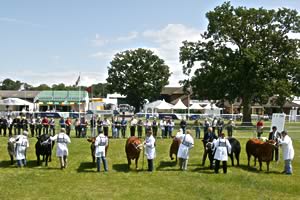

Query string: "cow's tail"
[[170, 148, 174, 160]]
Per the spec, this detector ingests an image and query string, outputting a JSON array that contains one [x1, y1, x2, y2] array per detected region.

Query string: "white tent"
[[144, 100, 163, 114], [189, 103, 204, 110], [0, 98, 34, 111], [155, 99, 173, 110], [172, 99, 187, 109], [203, 103, 221, 110]]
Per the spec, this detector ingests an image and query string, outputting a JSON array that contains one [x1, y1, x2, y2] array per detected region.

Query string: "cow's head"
[[132, 140, 143, 151], [87, 137, 96, 143]]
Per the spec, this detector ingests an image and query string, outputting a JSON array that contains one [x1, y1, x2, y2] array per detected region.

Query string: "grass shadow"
[[192, 166, 215, 174], [156, 160, 179, 171], [77, 162, 96, 173], [112, 164, 129, 172], [0, 160, 15, 168]]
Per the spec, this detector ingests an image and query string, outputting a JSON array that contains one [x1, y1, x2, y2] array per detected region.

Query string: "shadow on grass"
[[238, 164, 281, 174], [192, 166, 215, 174], [156, 160, 179, 171], [0, 160, 59, 170], [112, 164, 129, 172], [77, 162, 96, 173]]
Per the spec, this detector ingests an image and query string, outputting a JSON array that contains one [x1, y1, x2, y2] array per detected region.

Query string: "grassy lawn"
[[0, 121, 299, 200]]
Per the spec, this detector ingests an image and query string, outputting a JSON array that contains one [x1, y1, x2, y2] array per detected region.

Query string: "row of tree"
[[0, 78, 109, 98]]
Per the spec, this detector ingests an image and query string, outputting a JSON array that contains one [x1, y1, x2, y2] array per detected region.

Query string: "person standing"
[[59, 117, 65, 128], [0, 116, 8, 137], [176, 129, 194, 170], [74, 118, 80, 138], [180, 119, 187, 134], [130, 116, 137, 137], [35, 116, 42, 136], [226, 119, 235, 137], [144, 130, 156, 172], [15, 131, 29, 167], [278, 130, 294, 175], [94, 132, 109, 172], [42, 117, 49, 134], [120, 117, 127, 138], [268, 126, 282, 162], [7, 115, 13, 137], [97, 117, 103, 135], [137, 119, 143, 138], [65, 117, 72, 137], [49, 118, 56, 136], [102, 117, 110, 137], [90, 116, 97, 137], [256, 119, 264, 139], [217, 118, 224, 136], [202, 127, 217, 167], [152, 118, 158, 137], [80, 117, 88, 137], [29, 116, 36, 137], [194, 119, 201, 139], [212, 133, 231, 174], [203, 118, 210, 135], [160, 118, 165, 138], [50, 128, 71, 169], [212, 117, 218, 134]]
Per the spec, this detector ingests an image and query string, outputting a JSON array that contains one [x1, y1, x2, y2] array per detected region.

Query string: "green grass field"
[[0, 122, 299, 200]]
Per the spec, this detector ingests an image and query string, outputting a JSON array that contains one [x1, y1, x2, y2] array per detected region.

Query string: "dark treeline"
[[0, 78, 109, 97]]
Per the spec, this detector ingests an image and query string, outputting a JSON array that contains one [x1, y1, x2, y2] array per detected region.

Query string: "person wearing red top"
[[65, 117, 72, 136], [42, 117, 49, 134], [256, 119, 264, 139]]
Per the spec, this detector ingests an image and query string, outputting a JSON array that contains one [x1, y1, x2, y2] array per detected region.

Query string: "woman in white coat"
[[144, 130, 156, 171], [212, 133, 231, 174], [95, 133, 109, 172], [50, 128, 71, 169], [176, 129, 194, 170], [15, 131, 29, 167], [278, 130, 294, 175]]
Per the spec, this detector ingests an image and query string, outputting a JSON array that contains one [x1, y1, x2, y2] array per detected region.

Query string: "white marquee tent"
[[189, 103, 204, 110], [172, 99, 187, 110], [0, 98, 34, 111]]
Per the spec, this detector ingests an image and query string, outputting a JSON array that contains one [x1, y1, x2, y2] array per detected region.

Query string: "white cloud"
[[92, 34, 109, 46], [116, 31, 138, 42], [92, 31, 139, 46], [142, 24, 202, 86], [0, 17, 44, 28]]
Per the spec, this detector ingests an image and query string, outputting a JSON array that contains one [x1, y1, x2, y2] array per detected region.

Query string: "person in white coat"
[[278, 130, 294, 175], [50, 128, 71, 169], [176, 129, 194, 170], [94, 132, 109, 172], [144, 130, 156, 171], [15, 131, 29, 167], [212, 133, 231, 174]]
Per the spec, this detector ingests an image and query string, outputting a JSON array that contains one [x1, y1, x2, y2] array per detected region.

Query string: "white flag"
[[75, 75, 80, 86]]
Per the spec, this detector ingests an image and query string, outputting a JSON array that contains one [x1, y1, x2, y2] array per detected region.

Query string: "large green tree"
[[180, 2, 300, 124], [107, 48, 171, 112]]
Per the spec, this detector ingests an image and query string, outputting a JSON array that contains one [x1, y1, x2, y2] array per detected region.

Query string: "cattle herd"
[[4, 130, 281, 173]]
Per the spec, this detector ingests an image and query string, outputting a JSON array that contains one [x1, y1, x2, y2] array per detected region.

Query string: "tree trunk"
[[241, 97, 253, 126]]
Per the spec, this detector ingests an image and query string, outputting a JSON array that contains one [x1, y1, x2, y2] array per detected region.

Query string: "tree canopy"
[[107, 48, 171, 112], [180, 2, 300, 124]]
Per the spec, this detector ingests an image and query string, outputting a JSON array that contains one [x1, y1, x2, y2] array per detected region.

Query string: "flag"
[[86, 86, 92, 93], [18, 83, 25, 91], [75, 75, 80, 86]]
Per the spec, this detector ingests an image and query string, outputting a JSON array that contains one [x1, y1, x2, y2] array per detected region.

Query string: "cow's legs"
[[135, 158, 139, 169], [37, 154, 40, 165], [127, 158, 131, 169], [235, 153, 240, 166], [229, 154, 234, 166], [10, 155, 14, 165], [259, 159, 262, 171], [266, 161, 270, 172]]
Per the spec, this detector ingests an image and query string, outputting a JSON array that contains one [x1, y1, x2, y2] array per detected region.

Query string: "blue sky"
[[0, 0, 299, 87]]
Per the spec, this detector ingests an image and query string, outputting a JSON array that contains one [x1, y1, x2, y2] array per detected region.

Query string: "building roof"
[[160, 87, 184, 95], [35, 90, 88, 102], [0, 90, 40, 100]]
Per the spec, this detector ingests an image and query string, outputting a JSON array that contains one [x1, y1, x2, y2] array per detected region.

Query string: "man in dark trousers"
[[268, 126, 282, 162]]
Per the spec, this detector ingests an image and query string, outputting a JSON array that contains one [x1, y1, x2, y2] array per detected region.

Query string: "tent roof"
[[172, 99, 187, 109], [189, 103, 204, 110], [203, 103, 221, 110], [155, 99, 173, 110], [144, 100, 162, 109], [0, 98, 33, 106]]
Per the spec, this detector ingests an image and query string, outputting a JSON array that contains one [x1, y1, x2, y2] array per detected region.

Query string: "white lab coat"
[[176, 133, 194, 159], [144, 135, 156, 159], [213, 138, 231, 161], [95, 134, 108, 157], [15, 135, 29, 160], [50, 133, 71, 157], [279, 135, 294, 160]]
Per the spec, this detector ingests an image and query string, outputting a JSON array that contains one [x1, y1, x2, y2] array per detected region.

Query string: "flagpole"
[[78, 73, 81, 120]]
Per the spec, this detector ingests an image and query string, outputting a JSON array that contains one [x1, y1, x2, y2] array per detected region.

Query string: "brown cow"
[[87, 137, 109, 163], [246, 138, 275, 171], [125, 136, 142, 170], [169, 137, 181, 162]]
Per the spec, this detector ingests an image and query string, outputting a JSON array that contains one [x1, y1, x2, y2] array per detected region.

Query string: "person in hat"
[[256, 119, 264, 139], [50, 128, 71, 169], [278, 130, 294, 175], [144, 129, 156, 172], [226, 119, 235, 137], [15, 130, 29, 167], [268, 126, 282, 162], [94, 131, 109, 172], [176, 129, 194, 170], [212, 132, 231, 174]]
